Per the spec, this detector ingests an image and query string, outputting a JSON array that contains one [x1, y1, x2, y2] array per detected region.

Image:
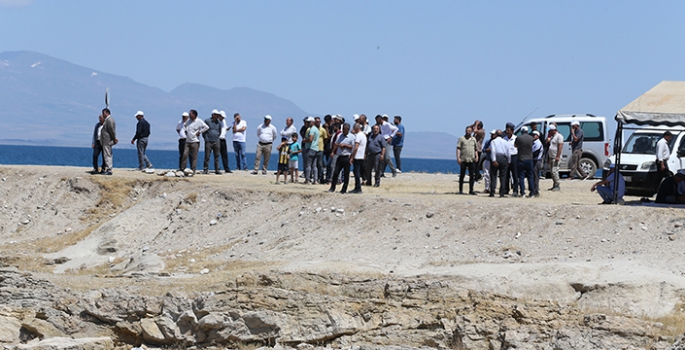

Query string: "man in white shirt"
[[252, 115, 278, 175], [181, 109, 209, 174], [218, 111, 233, 173], [232, 113, 248, 170], [655, 130, 673, 191], [503, 122, 518, 196], [350, 123, 367, 194], [281, 117, 297, 145], [375, 114, 399, 177], [489, 130, 510, 197], [176, 112, 189, 171]]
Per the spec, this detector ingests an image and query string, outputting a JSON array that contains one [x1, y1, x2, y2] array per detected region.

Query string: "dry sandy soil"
[[2, 164, 685, 346]]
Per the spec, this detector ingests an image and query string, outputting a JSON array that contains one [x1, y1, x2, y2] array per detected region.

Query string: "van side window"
[[581, 122, 603, 142], [555, 124, 571, 142], [678, 134, 685, 155]]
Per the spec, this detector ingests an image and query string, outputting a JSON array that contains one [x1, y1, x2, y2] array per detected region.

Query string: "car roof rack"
[[544, 114, 597, 119]]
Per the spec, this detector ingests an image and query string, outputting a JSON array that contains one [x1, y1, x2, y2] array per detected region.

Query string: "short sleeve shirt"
[[354, 132, 367, 160], [571, 128, 584, 152], [289, 142, 301, 161], [549, 133, 564, 158], [308, 126, 320, 151], [233, 120, 247, 142], [318, 127, 328, 151], [457, 136, 477, 162]]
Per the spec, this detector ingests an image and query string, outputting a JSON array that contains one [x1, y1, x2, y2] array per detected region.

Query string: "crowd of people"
[[89, 108, 406, 194]]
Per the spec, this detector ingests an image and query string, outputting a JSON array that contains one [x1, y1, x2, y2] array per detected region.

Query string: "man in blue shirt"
[[591, 164, 625, 204], [391, 116, 405, 173]]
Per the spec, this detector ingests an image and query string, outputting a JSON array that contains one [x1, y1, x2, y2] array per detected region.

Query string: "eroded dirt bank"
[[1, 165, 685, 349]]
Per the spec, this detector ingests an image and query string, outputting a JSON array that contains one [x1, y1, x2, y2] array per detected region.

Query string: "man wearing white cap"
[[202, 110, 223, 174], [545, 124, 563, 191], [218, 111, 233, 173], [303, 116, 320, 184], [568, 120, 588, 180], [176, 112, 189, 170], [252, 115, 278, 174], [375, 114, 399, 177], [131, 111, 152, 171]]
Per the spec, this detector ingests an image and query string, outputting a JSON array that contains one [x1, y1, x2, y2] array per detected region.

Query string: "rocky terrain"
[[1, 165, 685, 349]]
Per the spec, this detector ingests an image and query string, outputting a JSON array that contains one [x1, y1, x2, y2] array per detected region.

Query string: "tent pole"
[[613, 122, 623, 204]]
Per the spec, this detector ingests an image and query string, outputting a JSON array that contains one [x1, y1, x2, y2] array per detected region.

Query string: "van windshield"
[[624, 132, 676, 154]]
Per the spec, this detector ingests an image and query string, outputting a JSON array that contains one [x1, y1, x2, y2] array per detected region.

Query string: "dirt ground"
[[1, 164, 685, 321]]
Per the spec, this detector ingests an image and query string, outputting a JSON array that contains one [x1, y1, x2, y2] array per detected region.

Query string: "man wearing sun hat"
[[131, 111, 152, 171]]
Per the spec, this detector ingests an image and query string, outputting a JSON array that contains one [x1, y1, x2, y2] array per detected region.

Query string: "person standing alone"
[[131, 111, 152, 171], [100, 108, 118, 175], [457, 126, 479, 195]]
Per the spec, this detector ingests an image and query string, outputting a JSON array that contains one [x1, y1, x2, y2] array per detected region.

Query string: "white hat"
[[264, 115, 272, 120], [334, 115, 343, 120], [135, 111, 144, 116], [382, 114, 389, 119], [490, 129, 497, 134], [219, 111, 226, 118], [571, 120, 580, 126], [306, 116, 315, 122], [521, 126, 529, 133], [211, 109, 220, 115], [353, 114, 360, 120], [182, 112, 189, 117], [549, 125, 557, 130], [532, 130, 540, 136]]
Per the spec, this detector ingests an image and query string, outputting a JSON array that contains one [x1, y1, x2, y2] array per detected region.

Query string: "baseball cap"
[[521, 126, 529, 133], [182, 112, 189, 117], [490, 129, 497, 134], [505, 122, 515, 130], [211, 109, 220, 115], [532, 130, 540, 136], [334, 115, 343, 120], [306, 116, 315, 122], [264, 115, 272, 120], [135, 111, 144, 117], [549, 125, 557, 130], [571, 120, 580, 126], [353, 114, 360, 121], [219, 111, 226, 118]]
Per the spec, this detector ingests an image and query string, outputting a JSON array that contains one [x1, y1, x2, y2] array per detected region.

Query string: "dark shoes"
[[226, 169, 233, 173], [350, 189, 362, 194]]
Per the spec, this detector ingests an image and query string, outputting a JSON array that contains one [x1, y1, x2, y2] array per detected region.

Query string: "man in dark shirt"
[[131, 111, 152, 171], [515, 126, 535, 197], [90, 114, 105, 174], [569, 120, 587, 180], [366, 125, 387, 187], [203, 110, 223, 174]]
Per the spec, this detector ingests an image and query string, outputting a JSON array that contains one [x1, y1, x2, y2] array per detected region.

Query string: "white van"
[[604, 127, 685, 196], [515, 114, 610, 177]]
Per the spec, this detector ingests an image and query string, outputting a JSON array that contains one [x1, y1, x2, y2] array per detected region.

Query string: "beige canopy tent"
[[613, 81, 685, 202], [615, 81, 685, 127]]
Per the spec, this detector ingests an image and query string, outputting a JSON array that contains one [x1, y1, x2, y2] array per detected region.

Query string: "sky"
[[2, 0, 685, 137]]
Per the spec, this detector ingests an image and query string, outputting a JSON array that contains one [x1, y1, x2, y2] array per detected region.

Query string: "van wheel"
[[580, 158, 597, 178]]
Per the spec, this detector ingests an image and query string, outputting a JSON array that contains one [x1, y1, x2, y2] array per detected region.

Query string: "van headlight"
[[641, 161, 655, 170], [604, 159, 612, 169]]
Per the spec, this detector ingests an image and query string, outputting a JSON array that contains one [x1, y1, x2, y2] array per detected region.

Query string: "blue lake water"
[[0, 144, 460, 174]]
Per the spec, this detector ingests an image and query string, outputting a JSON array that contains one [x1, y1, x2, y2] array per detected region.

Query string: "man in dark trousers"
[[131, 111, 152, 171], [457, 125, 478, 195], [203, 110, 223, 174], [100, 108, 118, 175], [90, 114, 105, 175], [328, 123, 355, 193], [515, 126, 535, 197]]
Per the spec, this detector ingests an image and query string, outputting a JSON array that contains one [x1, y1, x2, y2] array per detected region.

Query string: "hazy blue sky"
[[2, 0, 685, 135]]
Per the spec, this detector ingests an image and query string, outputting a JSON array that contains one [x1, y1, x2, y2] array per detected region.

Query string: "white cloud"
[[0, 0, 34, 8]]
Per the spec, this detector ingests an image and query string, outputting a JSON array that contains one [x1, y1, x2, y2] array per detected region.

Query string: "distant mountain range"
[[0, 51, 457, 159]]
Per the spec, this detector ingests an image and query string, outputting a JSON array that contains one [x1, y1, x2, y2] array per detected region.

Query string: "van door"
[[673, 133, 685, 172], [556, 123, 572, 170]]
